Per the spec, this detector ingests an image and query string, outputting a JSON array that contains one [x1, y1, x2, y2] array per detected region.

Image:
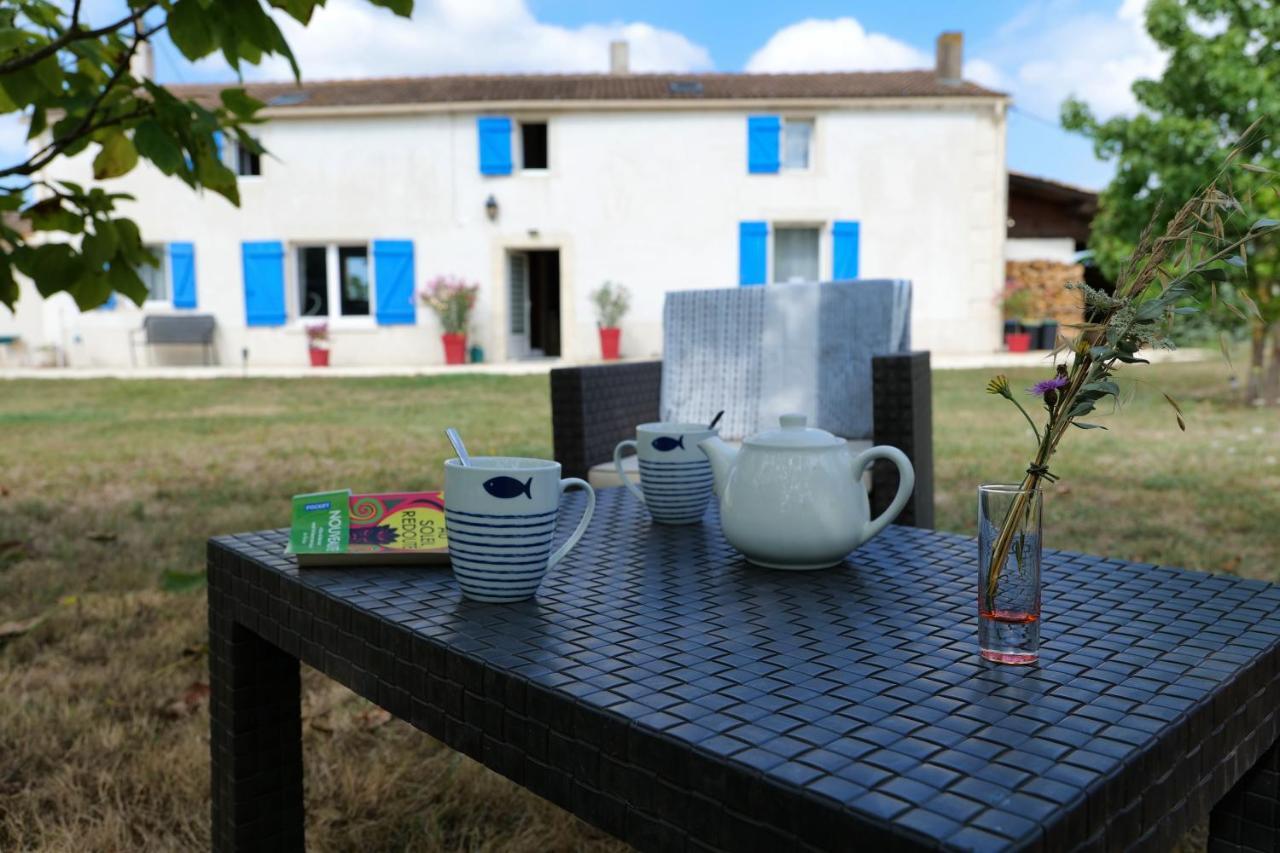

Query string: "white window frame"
[[780, 117, 814, 172], [516, 119, 549, 173], [291, 242, 376, 327], [771, 223, 822, 284], [140, 243, 172, 307]]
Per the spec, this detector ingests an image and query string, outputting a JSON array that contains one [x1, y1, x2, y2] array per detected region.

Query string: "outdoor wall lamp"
[[484, 194, 499, 221]]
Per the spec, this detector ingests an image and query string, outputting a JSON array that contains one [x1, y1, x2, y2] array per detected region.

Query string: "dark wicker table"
[[208, 489, 1280, 852]]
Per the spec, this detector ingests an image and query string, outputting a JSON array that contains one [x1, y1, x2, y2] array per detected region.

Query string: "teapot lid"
[[744, 413, 844, 449]]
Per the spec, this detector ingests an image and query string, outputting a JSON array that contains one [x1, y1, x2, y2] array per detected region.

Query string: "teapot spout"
[[698, 436, 737, 499]]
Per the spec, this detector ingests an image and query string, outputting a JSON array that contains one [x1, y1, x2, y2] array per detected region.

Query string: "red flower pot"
[[599, 327, 621, 361], [1005, 332, 1032, 353], [308, 347, 330, 367], [442, 333, 468, 365]]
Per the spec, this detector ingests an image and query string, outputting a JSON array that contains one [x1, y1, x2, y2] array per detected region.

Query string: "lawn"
[[1, 360, 1276, 850]]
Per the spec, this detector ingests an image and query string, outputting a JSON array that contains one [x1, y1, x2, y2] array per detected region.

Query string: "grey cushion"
[[660, 280, 911, 441]]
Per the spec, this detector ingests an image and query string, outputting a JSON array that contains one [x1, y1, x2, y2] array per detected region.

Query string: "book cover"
[[288, 489, 351, 555], [291, 491, 450, 567]]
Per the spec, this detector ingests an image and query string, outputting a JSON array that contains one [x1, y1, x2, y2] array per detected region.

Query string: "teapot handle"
[[850, 446, 915, 544]]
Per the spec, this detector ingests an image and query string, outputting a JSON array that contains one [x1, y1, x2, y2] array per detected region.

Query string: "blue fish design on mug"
[[483, 476, 533, 500], [651, 435, 684, 452]]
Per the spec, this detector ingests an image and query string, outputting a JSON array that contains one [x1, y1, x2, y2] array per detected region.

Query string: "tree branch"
[[0, 3, 158, 76]]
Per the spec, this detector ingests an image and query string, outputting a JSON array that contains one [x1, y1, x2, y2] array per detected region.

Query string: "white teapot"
[[698, 414, 915, 570]]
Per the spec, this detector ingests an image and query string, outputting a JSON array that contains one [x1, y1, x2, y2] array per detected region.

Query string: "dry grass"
[[0, 360, 1275, 850]]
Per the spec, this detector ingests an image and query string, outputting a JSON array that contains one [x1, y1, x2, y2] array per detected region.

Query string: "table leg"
[[210, 614, 304, 852], [1208, 738, 1280, 853]]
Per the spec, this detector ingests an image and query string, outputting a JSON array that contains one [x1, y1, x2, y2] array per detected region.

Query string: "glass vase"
[[977, 483, 1042, 665]]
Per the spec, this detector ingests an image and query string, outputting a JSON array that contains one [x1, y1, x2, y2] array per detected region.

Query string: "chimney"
[[609, 39, 629, 75], [130, 38, 155, 80], [935, 31, 963, 83]]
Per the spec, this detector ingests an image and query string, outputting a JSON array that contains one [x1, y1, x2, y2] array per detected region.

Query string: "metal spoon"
[[708, 410, 725, 430], [445, 427, 472, 466]]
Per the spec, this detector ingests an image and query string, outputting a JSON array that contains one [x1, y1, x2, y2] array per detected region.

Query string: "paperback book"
[[288, 489, 449, 567]]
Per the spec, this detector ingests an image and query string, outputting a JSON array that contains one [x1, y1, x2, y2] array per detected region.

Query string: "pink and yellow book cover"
[[347, 492, 447, 556]]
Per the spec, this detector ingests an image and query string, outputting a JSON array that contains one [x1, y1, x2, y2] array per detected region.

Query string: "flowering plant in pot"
[[420, 276, 479, 365], [977, 166, 1278, 666], [999, 279, 1036, 352], [304, 321, 329, 367], [590, 280, 630, 361]]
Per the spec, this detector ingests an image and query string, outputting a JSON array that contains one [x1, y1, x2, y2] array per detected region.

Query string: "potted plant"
[[420, 276, 479, 365], [304, 321, 330, 367], [590, 280, 630, 361], [999, 280, 1035, 352]]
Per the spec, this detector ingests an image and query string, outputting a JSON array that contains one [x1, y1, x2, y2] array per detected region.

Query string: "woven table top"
[[209, 487, 1280, 852]]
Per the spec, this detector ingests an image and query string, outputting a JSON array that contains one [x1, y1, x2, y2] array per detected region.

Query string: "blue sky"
[[7, 0, 1166, 190]]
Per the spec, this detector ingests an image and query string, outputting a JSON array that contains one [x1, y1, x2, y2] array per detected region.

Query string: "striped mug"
[[613, 422, 718, 525], [444, 457, 595, 603]]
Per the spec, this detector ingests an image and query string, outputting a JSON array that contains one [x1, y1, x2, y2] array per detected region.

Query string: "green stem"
[[1006, 394, 1042, 445]]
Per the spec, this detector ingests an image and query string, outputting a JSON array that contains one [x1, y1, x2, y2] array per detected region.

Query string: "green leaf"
[[219, 87, 264, 117], [133, 120, 185, 174], [1114, 353, 1150, 364], [82, 225, 118, 269], [1072, 422, 1109, 430], [1080, 380, 1120, 397], [93, 132, 139, 179], [161, 569, 207, 593], [268, 0, 322, 24], [70, 271, 113, 310], [368, 0, 414, 15], [0, 261, 17, 311], [106, 259, 148, 305], [25, 198, 82, 234], [169, 0, 217, 60]]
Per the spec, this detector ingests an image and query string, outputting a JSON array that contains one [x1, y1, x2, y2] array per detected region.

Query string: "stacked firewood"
[[1005, 260, 1086, 326]]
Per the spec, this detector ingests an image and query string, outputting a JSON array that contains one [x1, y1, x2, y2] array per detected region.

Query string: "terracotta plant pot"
[[308, 347, 330, 367], [442, 333, 467, 365], [599, 327, 621, 361], [1005, 332, 1032, 353]]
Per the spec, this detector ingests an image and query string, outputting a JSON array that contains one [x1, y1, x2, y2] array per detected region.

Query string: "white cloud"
[[977, 0, 1166, 119], [239, 0, 712, 80], [744, 18, 929, 73]]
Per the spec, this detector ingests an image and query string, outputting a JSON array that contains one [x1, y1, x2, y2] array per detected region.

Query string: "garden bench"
[[129, 314, 217, 366], [209, 491, 1280, 851]]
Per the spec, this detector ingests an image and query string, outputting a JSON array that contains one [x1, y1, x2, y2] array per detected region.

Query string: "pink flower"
[[1028, 376, 1069, 397]]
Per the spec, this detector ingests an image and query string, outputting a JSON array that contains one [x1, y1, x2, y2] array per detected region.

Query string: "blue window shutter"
[[477, 117, 512, 175], [373, 240, 417, 326], [739, 221, 768, 286], [213, 131, 224, 164], [241, 241, 286, 326], [101, 293, 117, 310], [170, 242, 197, 308], [747, 115, 780, 174], [833, 221, 861, 281]]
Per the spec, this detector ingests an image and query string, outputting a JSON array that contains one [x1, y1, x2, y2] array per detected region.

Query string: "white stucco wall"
[[1005, 237, 1077, 263], [33, 97, 1008, 367]]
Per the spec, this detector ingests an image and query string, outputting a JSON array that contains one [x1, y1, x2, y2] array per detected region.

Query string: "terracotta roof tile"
[[171, 70, 1003, 111]]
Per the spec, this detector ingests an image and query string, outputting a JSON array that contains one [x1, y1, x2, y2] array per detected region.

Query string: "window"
[[773, 227, 820, 283], [223, 135, 261, 177], [296, 244, 371, 319], [520, 121, 548, 170], [136, 244, 169, 302], [781, 118, 813, 170]]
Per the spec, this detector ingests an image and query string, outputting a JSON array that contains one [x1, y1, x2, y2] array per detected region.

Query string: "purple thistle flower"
[[1028, 376, 1070, 397]]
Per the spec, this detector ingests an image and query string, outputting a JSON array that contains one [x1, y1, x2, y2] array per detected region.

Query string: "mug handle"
[[547, 478, 596, 569], [850, 446, 915, 544], [612, 439, 646, 504]]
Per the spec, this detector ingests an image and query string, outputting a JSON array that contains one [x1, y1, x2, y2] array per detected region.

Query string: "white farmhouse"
[[9, 33, 1008, 367]]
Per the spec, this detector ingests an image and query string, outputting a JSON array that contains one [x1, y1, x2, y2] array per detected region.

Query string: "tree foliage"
[[0, 0, 412, 311], [1062, 0, 1280, 400]]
